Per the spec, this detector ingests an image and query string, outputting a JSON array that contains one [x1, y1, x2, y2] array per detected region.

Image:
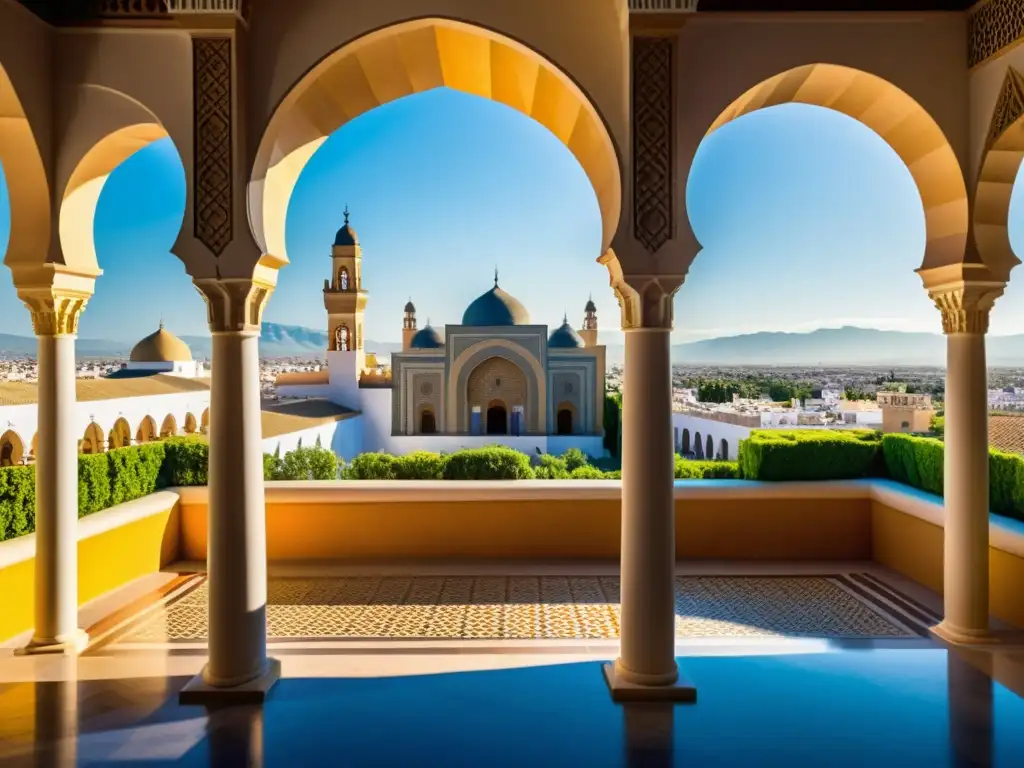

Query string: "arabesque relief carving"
[[193, 36, 234, 257], [632, 37, 674, 255], [930, 283, 1005, 335], [20, 291, 91, 337], [969, 0, 1024, 68], [987, 65, 1024, 149]]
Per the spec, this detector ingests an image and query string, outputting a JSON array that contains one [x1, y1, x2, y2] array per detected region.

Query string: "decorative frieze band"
[[632, 37, 675, 255], [193, 36, 234, 257]]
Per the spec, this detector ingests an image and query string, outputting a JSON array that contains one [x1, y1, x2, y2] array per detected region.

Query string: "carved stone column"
[[17, 289, 91, 655], [179, 277, 280, 704], [930, 280, 1003, 644], [603, 273, 695, 702]]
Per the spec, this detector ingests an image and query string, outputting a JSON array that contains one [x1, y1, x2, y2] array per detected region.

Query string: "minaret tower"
[[323, 206, 368, 406], [402, 299, 417, 351], [579, 295, 598, 348]]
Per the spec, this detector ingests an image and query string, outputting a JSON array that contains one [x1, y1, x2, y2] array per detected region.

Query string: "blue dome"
[[461, 285, 530, 326], [410, 325, 444, 349], [548, 321, 584, 349]]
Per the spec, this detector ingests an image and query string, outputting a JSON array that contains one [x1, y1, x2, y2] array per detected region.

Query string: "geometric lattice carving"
[[632, 37, 674, 255], [987, 65, 1024, 149], [193, 37, 234, 257], [969, 0, 1024, 69]]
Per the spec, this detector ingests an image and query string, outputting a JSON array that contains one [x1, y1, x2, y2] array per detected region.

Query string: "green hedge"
[[881, 433, 944, 496], [738, 429, 883, 481], [674, 457, 740, 479]]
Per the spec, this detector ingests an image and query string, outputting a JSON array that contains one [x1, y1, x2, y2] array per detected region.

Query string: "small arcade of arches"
[[556, 402, 576, 436], [160, 414, 178, 439], [0, 430, 25, 467], [136, 416, 157, 445], [80, 423, 105, 455], [108, 418, 132, 450], [184, 412, 198, 435]]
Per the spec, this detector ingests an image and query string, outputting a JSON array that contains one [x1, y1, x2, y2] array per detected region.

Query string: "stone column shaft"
[[942, 331, 991, 638], [617, 328, 678, 685], [205, 329, 269, 686]]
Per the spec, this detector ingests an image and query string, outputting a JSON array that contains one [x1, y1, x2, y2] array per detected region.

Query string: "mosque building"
[[275, 210, 608, 457], [0, 323, 354, 468]]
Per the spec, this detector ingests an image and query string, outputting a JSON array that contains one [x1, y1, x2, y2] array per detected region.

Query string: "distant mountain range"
[[3, 323, 1024, 367]]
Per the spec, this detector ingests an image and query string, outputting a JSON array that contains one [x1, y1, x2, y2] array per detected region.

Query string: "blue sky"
[[2, 86, 1024, 343]]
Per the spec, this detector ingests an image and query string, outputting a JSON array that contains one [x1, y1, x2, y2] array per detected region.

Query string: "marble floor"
[[0, 561, 1022, 766]]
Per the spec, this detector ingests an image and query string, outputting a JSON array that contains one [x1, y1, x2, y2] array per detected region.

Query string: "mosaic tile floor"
[[114, 575, 920, 643]]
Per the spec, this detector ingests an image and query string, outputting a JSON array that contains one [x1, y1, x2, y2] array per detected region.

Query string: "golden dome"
[[129, 323, 193, 363]]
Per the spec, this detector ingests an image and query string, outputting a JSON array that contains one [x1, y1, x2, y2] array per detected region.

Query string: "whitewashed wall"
[[671, 412, 750, 461], [0, 390, 212, 460]]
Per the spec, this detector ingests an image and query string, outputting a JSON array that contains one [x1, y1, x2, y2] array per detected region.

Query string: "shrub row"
[[738, 429, 884, 482], [738, 428, 1024, 523], [0, 438, 341, 542]]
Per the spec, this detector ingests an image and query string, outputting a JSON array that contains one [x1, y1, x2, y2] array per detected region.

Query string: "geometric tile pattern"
[[119, 575, 915, 643]]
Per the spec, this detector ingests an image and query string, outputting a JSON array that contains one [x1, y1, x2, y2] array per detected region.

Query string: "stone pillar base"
[[932, 621, 1000, 647], [15, 628, 89, 656], [603, 661, 697, 703], [179, 658, 281, 707]]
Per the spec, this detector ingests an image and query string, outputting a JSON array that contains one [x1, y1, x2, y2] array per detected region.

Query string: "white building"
[[0, 325, 353, 467]]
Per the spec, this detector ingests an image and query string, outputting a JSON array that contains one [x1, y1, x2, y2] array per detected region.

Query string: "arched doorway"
[[556, 403, 575, 435], [200, 408, 210, 435], [466, 357, 528, 436], [136, 416, 157, 444], [706, 434, 714, 461], [486, 401, 509, 436], [80, 423, 105, 455], [160, 414, 178, 439], [420, 408, 437, 435], [720, 438, 729, 462], [694, 432, 703, 459], [682, 428, 690, 454], [184, 412, 197, 434], [0, 430, 24, 466], [109, 418, 132, 450]]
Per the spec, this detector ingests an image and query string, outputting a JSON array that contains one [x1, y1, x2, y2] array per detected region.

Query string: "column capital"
[[19, 289, 92, 338], [600, 256, 683, 330], [929, 282, 1004, 335], [194, 277, 274, 334]]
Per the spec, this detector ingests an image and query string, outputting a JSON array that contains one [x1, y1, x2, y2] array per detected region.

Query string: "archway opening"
[[0, 430, 24, 466], [160, 414, 178, 439], [109, 418, 132, 450], [556, 404, 575, 435], [706, 434, 714, 461], [420, 408, 437, 435], [486, 402, 509, 436], [80, 423, 105, 455], [184, 412, 198, 434], [720, 438, 729, 462], [682, 428, 690, 455], [694, 432, 704, 459], [136, 416, 157, 444], [74, 134, 198, 338], [200, 409, 210, 435]]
